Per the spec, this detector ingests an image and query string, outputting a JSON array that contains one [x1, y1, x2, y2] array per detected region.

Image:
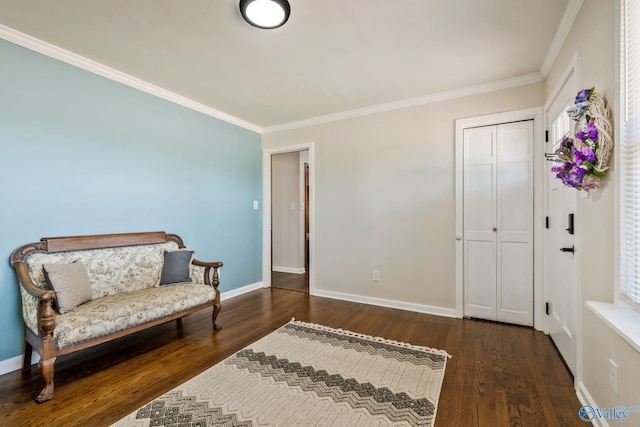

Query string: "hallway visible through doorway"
[[271, 150, 310, 293], [271, 271, 308, 292], [263, 143, 314, 294]]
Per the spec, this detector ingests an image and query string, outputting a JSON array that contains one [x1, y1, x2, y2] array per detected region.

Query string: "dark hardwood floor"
[[271, 271, 308, 292], [0, 288, 582, 426]]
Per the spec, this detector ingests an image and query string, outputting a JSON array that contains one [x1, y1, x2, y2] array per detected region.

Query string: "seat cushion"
[[54, 283, 215, 349]]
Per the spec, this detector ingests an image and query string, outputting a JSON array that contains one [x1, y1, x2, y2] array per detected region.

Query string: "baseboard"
[[272, 266, 306, 275], [220, 281, 266, 301], [0, 281, 266, 377], [312, 289, 458, 318], [577, 381, 610, 427], [0, 352, 40, 377], [0, 355, 22, 377]]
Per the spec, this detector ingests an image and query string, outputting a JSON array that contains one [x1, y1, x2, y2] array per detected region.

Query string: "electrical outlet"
[[372, 270, 380, 282], [609, 358, 618, 394]]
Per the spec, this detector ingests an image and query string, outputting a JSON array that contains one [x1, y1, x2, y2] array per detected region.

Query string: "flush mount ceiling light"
[[239, 0, 290, 29]]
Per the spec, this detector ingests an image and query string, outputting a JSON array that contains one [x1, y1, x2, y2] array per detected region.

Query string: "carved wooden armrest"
[[192, 260, 223, 289], [36, 291, 57, 340], [14, 263, 57, 339]]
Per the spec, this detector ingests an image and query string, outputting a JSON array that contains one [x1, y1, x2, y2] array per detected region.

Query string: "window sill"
[[586, 301, 640, 353]]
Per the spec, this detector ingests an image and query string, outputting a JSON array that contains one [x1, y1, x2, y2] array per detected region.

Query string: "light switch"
[[253, 200, 259, 210]]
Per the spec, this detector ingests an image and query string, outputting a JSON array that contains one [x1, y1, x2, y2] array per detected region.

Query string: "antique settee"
[[9, 231, 222, 403]]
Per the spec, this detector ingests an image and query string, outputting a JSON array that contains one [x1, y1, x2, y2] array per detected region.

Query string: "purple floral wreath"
[[551, 88, 605, 191]]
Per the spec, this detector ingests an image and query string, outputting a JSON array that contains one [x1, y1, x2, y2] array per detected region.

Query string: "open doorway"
[[270, 150, 310, 292]]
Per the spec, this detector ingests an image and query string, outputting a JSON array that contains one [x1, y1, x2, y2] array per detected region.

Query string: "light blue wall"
[[0, 40, 262, 361]]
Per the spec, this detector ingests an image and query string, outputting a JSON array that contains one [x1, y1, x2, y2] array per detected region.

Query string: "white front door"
[[545, 94, 578, 376], [464, 120, 534, 326]]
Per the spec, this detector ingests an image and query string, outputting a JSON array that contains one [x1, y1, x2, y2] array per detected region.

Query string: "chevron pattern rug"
[[112, 320, 450, 426]]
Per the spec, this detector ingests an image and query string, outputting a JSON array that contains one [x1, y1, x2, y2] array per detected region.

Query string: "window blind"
[[620, 0, 640, 304]]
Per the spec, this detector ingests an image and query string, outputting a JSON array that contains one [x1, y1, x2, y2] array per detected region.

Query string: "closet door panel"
[[463, 126, 497, 321], [496, 121, 533, 326], [465, 240, 497, 320]]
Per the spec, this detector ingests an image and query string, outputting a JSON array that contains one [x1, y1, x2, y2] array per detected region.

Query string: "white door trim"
[[262, 143, 316, 293], [455, 107, 545, 331]]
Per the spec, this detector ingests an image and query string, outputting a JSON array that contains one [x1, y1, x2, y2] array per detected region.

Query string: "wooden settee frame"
[[10, 231, 222, 403]]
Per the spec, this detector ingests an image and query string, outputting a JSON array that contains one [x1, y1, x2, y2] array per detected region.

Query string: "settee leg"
[[36, 357, 56, 403], [212, 304, 221, 330], [22, 341, 33, 373]]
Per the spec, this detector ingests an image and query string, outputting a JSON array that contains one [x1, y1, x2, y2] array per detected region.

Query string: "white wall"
[[264, 82, 545, 312], [545, 0, 640, 410]]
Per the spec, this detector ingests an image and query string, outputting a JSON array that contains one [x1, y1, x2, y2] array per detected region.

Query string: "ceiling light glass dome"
[[239, 0, 290, 29]]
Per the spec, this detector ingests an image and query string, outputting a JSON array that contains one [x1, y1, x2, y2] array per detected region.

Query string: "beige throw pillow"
[[43, 261, 93, 314]]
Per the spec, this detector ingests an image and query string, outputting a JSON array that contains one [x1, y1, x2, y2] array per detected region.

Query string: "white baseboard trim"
[[0, 282, 266, 377], [577, 381, 610, 427], [0, 352, 40, 377], [0, 355, 22, 377], [312, 289, 458, 318], [272, 266, 306, 275], [220, 281, 265, 301]]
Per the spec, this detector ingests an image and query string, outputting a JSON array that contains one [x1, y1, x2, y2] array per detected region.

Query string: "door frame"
[[455, 107, 545, 331], [304, 162, 310, 288], [262, 142, 315, 293]]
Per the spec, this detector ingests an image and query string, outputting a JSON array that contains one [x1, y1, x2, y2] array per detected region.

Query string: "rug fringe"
[[286, 319, 452, 359]]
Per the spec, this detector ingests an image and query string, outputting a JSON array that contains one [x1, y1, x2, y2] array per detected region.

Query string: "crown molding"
[[263, 72, 544, 134], [2, 0, 584, 138], [264, 0, 583, 134], [0, 25, 263, 134], [539, 0, 584, 78]]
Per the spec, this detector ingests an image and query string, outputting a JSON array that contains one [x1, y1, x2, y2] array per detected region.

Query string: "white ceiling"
[[0, 0, 575, 132]]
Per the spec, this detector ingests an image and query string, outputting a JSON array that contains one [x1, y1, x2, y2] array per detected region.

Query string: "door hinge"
[[545, 216, 549, 229], [545, 302, 550, 315], [545, 130, 549, 142]]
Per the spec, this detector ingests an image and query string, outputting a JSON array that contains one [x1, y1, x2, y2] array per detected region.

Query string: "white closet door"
[[463, 121, 533, 326], [496, 121, 534, 326], [463, 126, 498, 320]]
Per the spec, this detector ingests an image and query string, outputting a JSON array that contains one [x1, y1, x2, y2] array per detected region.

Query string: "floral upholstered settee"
[[10, 231, 222, 403]]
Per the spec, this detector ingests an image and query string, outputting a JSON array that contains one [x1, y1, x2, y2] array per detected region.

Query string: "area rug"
[[112, 319, 450, 426]]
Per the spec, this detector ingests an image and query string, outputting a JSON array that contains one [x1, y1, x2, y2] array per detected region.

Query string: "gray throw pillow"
[[158, 249, 194, 286], [43, 260, 93, 314]]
